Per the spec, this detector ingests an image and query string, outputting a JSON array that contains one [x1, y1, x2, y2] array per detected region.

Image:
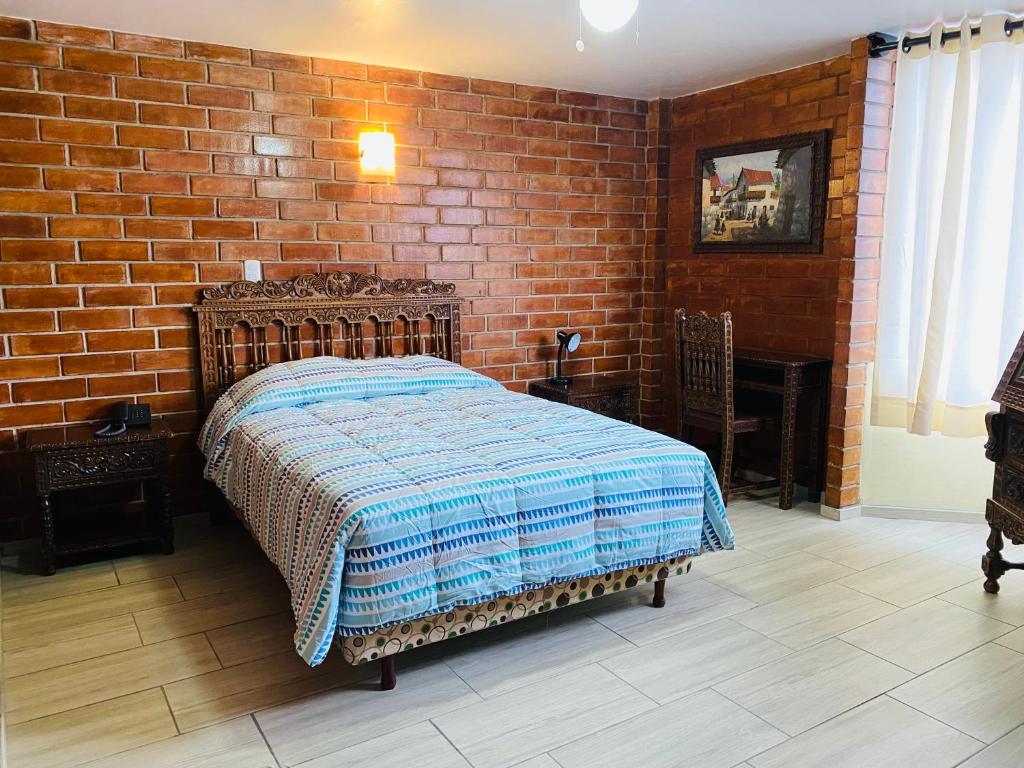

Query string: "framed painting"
[[693, 130, 830, 253]]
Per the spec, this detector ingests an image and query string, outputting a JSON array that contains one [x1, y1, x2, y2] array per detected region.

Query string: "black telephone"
[[95, 402, 151, 438]]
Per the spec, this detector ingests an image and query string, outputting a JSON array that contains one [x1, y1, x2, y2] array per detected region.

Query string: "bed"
[[194, 271, 734, 689]]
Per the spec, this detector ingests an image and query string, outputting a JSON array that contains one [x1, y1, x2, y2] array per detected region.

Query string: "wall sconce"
[[359, 130, 396, 176], [551, 329, 582, 385]]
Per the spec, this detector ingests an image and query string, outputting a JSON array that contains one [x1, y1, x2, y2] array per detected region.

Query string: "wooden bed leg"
[[652, 578, 666, 608], [380, 655, 397, 690]]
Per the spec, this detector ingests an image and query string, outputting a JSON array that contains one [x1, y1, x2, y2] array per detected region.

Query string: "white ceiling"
[[0, 0, 1010, 98]]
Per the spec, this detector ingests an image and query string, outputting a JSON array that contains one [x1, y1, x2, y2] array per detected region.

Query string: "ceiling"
[[0, 0, 1007, 98]]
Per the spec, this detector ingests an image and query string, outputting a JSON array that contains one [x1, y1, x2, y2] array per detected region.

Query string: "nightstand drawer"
[[572, 391, 634, 422], [39, 441, 167, 491]]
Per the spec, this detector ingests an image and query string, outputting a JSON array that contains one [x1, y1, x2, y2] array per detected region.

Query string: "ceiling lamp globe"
[[579, 0, 639, 32]]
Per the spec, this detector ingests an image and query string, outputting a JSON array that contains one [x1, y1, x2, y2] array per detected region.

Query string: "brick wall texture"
[[0, 15, 887, 537]]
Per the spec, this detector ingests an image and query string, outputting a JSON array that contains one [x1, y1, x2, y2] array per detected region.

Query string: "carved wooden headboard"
[[193, 271, 462, 408]]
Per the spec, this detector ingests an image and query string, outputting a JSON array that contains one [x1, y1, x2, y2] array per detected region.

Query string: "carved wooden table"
[[733, 349, 832, 510], [529, 372, 638, 424], [27, 418, 174, 575]]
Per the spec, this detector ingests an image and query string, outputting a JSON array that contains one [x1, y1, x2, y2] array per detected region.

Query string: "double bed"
[[194, 271, 734, 689]]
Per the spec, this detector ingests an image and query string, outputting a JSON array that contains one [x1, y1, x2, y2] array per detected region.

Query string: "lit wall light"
[[359, 130, 396, 176]]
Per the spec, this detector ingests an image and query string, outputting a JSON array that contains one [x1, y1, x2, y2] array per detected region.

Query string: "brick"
[[140, 103, 207, 128], [0, 17, 33, 39], [185, 41, 249, 64], [79, 241, 149, 261], [0, 190, 71, 213], [65, 96, 137, 122], [0, 65, 34, 89], [89, 373, 157, 397], [139, 56, 206, 82], [144, 150, 210, 173], [12, 378, 87, 403], [0, 40, 59, 67], [2, 310, 55, 332], [114, 32, 183, 57], [86, 329, 155, 351], [59, 308, 132, 330], [0, 141, 63, 165], [0, 165, 41, 187], [40, 70, 113, 97], [41, 119, 115, 145], [117, 125, 185, 149], [252, 50, 309, 72], [0, 263, 50, 284], [9, 332, 83, 354], [130, 263, 196, 282], [56, 263, 126, 283], [84, 286, 152, 306], [76, 193, 146, 215], [187, 84, 250, 109], [0, 91, 61, 116], [64, 48, 137, 76], [70, 145, 141, 169], [209, 64, 270, 89], [0, 403, 63, 428], [116, 77, 185, 103], [37, 21, 111, 47]]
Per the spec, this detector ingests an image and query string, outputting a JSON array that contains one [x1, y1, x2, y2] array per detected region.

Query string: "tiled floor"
[[4, 497, 1024, 767]]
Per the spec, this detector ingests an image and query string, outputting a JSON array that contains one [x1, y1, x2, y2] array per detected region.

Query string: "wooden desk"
[[733, 349, 831, 510]]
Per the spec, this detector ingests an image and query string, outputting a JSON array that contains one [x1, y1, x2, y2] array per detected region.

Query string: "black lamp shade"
[[551, 329, 582, 385]]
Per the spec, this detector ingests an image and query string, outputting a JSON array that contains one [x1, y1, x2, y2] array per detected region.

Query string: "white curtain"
[[874, 15, 1024, 437]]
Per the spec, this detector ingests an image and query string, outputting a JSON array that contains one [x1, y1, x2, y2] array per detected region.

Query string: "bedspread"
[[199, 356, 733, 665]]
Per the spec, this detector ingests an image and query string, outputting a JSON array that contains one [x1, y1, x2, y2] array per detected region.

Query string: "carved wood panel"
[[193, 271, 463, 408]]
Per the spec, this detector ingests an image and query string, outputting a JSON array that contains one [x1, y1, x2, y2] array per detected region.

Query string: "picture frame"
[[693, 130, 831, 254]]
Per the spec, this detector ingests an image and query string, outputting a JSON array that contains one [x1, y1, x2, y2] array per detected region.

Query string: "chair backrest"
[[675, 308, 735, 432]]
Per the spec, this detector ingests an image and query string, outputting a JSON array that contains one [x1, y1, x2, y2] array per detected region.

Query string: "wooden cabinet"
[[529, 372, 638, 424], [983, 331, 1024, 593]]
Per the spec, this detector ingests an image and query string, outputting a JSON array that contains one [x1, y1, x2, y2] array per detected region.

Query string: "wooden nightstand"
[[529, 372, 639, 423], [26, 418, 174, 575]]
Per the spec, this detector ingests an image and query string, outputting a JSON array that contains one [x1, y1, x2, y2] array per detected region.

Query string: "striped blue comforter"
[[200, 356, 733, 665]]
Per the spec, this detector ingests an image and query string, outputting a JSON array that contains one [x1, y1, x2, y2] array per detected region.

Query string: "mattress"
[[199, 355, 733, 665]]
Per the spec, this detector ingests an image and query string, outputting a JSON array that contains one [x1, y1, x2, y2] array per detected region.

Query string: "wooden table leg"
[[145, 478, 175, 555], [39, 493, 55, 576], [778, 368, 798, 510], [807, 377, 827, 503]]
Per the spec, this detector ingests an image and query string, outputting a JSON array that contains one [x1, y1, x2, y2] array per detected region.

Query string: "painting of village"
[[694, 132, 827, 252]]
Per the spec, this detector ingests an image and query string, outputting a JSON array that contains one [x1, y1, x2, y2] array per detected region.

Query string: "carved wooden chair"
[[675, 308, 779, 504]]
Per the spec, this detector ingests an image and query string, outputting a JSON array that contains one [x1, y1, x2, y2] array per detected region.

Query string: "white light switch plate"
[[243, 260, 262, 281]]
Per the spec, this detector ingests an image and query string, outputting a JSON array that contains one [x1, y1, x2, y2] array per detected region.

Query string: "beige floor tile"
[[687, 545, 767, 577], [433, 664, 653, 768], [6, 689, 177, 768], [890, 643, 1024, 743], [512, 759, 561, 768], [748, 695, 983, 768], [173, 560, 283, 601], [958, 723, 1024, 768], [714, 638, 912, 736], [996, 624, 1024, 653], [840, 599, 1015, 673], [3, 614, 141, 678], [256, 662, 480, 766], [133, 582, 290, 644], [164, 648, 369, 732], [446, 613, 632, 698], [921, 526, 1001, 566], [733, 582, 897, 650], [205, 611, 296, 666], [112, 526, 258, 585], [600, 617, 790, 703], [6, 633, 220, 725], [1, 561, 118, 607], [839, 552, 977, 607], [294, 720, 469, 768], [587, 577, 756, 645], [808, 532, 935, 571], [707, 552, 854, 604], [76, 715, 276, 768], [550, 688, 786, 768], [939, 576, 1024, 626], [2, 577, 182, 643]]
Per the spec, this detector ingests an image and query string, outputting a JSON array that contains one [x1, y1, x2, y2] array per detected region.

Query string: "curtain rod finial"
[[867, 32, 899, 58]]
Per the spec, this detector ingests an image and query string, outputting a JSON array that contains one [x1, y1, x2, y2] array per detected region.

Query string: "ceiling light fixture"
[[579, 0, 639, 32]]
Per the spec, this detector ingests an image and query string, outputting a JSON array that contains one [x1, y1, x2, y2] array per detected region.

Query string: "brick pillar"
[[823, 39, 896, 517], [639, 98, 671, 430]]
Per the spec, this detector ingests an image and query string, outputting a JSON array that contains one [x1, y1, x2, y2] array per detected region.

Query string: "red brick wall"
[[660, 50, 885, 510], [0, 17, 654, 538]]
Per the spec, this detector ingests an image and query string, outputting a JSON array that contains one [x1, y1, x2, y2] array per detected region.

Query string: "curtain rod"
[[868, 18, 1024, 58]]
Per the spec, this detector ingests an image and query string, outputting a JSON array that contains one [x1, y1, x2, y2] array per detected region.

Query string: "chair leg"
[[380, 655, 397, 690], [719, 430, 733, 506]]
